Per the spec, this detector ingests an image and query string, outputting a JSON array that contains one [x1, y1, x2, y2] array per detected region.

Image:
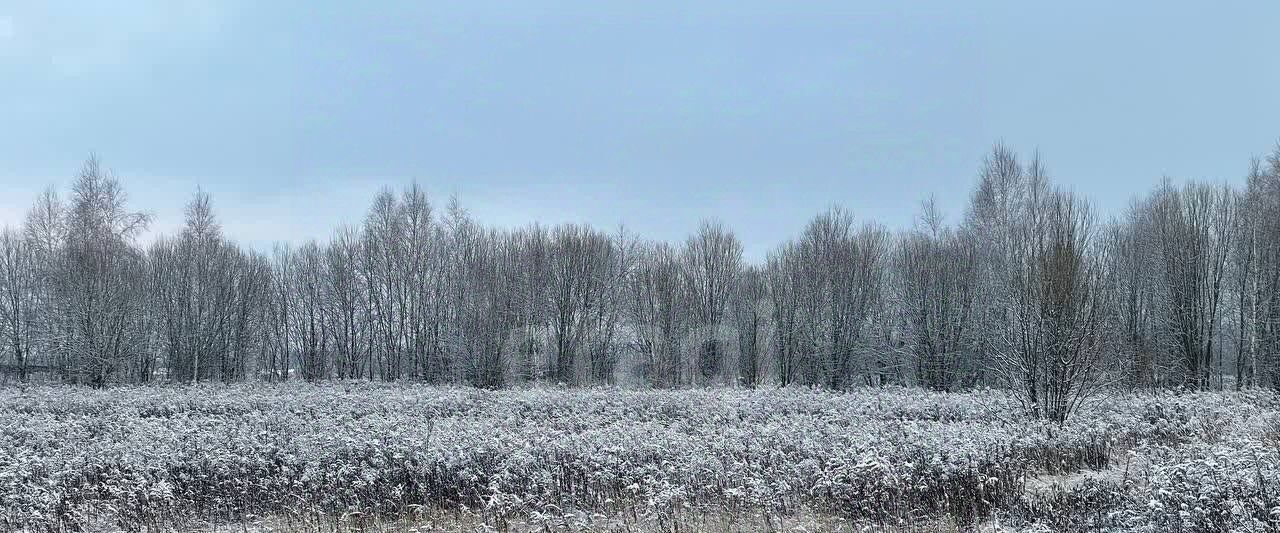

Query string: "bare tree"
[[399, 184, 439, 382], [148, 191, 269, 383], [547, 224, 617, 385], [361, 188, 407, 380], [455, 228, 509, 388], [998, 189, 1111, 422], [326, 226, 366, 380], [681, 220, 743, 385], [1105, 206, 1162, 388], [1146, 181, 1238, 390], [0, 229, 37, 381], [766, 209, 887, 389], [732, 265, 771, 387], [506, 224, 551, 383], [766, 242, 805, 387], [898, 211, 980, 392], [1237, 150, 1280, 389], [294, 241, 331, 381], [56, 157, 151, 386], [629, 243, 685, 387], [264, 244, 295, 381], [964, 145, 1045, 386]]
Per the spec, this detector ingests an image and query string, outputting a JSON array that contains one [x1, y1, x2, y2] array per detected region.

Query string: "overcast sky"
[[1, 1, 1278, 261]]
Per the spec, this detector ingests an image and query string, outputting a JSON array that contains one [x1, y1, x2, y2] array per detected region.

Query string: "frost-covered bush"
[[0, 384, 1271, 532], [1006, 390, 1280, 533]]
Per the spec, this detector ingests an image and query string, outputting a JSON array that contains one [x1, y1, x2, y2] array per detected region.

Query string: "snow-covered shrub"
[[0, 384, 1272, 532]]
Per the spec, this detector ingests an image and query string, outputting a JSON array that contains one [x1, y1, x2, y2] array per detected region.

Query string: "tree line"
[[1, 146, 1278, 418]]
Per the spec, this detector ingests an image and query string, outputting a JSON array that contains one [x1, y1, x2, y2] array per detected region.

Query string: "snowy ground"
[[1, 384, 1277, 532]]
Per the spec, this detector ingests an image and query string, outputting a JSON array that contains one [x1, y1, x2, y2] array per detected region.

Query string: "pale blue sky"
[[1, 1, 1277, 261]]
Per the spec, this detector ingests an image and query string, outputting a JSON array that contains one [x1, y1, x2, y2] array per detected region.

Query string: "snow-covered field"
[[1, 384, 1278, 532]]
